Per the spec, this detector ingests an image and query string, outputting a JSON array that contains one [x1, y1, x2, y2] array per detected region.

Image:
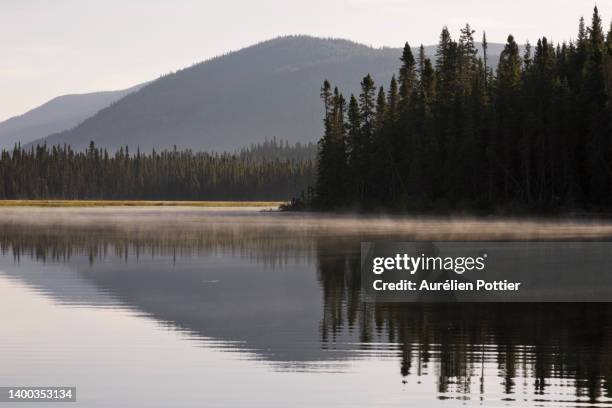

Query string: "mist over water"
[[1, 208, 612, 407]]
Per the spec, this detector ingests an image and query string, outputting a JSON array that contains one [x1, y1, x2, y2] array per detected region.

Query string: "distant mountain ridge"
[[0, 83, 145, 150], [23, 36, 505, 152]]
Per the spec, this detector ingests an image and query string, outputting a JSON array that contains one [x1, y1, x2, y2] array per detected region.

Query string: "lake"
[[1, 207, 612, 407]]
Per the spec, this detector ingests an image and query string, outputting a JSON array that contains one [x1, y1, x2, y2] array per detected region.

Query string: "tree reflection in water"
[[1, 213, 611, 403]]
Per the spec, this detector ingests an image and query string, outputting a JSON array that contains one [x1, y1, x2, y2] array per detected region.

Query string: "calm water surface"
[[1, 208, 612, 407]]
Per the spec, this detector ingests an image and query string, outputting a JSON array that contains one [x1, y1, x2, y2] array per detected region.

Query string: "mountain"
[[0, 84, 144, 150], [33, 36, 504, 152]]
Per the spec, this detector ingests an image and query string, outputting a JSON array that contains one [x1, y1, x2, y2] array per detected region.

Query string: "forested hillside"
[[237, 138, 316, 161], [0, 84, 144, 150], [0, 140, 314, 200], [314, 9, 612, 212], [33, 36, 503, 152]]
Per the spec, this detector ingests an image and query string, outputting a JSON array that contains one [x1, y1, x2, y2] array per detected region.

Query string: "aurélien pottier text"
[[371, 253, 521, 292]]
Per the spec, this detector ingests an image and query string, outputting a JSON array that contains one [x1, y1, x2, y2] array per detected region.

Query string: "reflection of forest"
[[0, 221, 317, 267], [1, 218, 612, 401], [317, 239, 612, 402]]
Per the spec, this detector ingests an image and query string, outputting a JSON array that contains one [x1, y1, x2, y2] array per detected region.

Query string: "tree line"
[[314, 8, 612, 212], [237, 138, 317, 161], [0, 140, 315, 200]]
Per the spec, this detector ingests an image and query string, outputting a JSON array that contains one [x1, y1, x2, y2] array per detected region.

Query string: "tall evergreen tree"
[[482, 31, 489, 86], [356, 75, 376, 201], [399, 43, 417, 106], [346, 94, 362, 201], [316, 84, 348, 207], [582, 6, 610, 204], [315, 18, 612, 211]]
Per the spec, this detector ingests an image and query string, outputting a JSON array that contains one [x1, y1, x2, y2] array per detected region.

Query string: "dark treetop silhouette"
[[314, 8, 612, 213]]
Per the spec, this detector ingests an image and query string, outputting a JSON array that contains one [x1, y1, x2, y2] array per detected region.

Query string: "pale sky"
[[1, 0, 610, 121]]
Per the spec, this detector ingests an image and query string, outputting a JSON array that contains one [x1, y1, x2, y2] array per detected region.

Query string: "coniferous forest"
[[315, 8, 612, 212], [3, 9, 611, 209], [0, 140, 315, 200]]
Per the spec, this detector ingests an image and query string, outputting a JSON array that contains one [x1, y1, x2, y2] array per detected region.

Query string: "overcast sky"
[[1, 0, 610, 121]]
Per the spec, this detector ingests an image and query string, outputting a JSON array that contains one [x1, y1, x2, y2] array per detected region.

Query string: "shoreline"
[[281, 204, 612, 220], [2, 200, 612, 223], [0, 200, 285, 208]]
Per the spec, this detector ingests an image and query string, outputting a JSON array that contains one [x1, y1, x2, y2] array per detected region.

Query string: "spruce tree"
[[37, 11, 599, 212], [316, 84, 348, 207], [346, 94, 362, 201], [399, 43, 417, 108], [357, 75, 376, 203], [370, 87, 388, 203], [482, 31, 488, 80], [582, 6, 609, 204]]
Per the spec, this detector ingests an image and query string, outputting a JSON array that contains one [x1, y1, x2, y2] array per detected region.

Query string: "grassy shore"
[[0, 200, 284, 208]]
